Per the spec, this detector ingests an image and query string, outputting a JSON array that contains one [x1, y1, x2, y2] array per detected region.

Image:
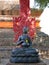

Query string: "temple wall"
[[0, 9, 42, 28]]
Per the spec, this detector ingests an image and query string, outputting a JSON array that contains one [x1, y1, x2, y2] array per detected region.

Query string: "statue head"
[[23, 27, 29, 34]]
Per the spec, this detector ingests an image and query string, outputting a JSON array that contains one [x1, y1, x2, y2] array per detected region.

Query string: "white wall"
[[39, 7, 49, 35]]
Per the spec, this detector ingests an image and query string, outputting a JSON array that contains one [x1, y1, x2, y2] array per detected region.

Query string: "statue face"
[[23, 27, 29, 34]]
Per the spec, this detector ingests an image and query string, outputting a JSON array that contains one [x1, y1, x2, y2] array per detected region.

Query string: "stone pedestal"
[[7, 61, 46, 65]]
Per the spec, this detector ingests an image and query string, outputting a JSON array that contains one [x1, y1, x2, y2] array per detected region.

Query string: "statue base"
[[10, 48, 40, 63], [6, 61, 46, 65]]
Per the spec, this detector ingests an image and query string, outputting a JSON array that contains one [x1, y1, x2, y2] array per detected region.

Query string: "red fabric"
[[20, 0, 30, 16], [13, 16, 36, 41], [13, 0, 36, 42]]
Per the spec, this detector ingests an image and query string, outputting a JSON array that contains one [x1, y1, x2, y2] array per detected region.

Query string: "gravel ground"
[[0, 58, 49, 65], [42, 59, 49, 65], [0, 59, 9, 65]]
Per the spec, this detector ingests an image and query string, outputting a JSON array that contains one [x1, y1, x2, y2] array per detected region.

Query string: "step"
[[7, 61, 46, 65], [0, 29, 14, 38], [0, 38, 14, 46], [0, 29, 14, 46], [0, 47, 12, 58]]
